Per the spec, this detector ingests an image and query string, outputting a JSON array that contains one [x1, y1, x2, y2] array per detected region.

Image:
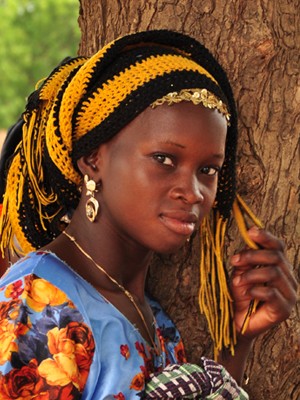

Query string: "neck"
[[60, 231, 160, 355], [51, 212, 153, 302]]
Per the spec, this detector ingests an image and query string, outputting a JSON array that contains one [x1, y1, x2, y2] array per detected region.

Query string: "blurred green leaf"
[[0, 0, 80, 129]]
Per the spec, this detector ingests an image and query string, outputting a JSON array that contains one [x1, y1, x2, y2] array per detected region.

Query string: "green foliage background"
[[0, 0, 80, 129]]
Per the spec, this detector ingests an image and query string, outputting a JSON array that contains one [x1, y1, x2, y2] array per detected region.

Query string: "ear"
[[77, 147, 102, 182]]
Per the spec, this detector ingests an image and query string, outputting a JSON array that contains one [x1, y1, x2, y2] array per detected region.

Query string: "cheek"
[[202, 180, 218, 212], [101, 165, 155, 209]]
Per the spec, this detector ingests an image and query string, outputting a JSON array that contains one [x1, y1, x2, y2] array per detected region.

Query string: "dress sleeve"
[[0, 273, 95, 399]]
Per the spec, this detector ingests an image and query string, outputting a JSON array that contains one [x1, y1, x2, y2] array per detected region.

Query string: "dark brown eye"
[[200, 166, 220, 176], [153, 154, 174, 166]]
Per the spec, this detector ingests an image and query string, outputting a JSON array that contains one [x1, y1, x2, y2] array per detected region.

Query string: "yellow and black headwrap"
[[0, 30, 261, 357]]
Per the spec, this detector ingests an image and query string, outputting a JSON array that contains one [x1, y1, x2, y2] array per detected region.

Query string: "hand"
[[230, 226, 298, 339]]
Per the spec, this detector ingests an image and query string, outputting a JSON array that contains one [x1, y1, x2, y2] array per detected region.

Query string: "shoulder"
[[0, 251, 70, 314], [0, 251, 98, 306], [0, 250, 97, 335], [0, 250, 76, 289], [0, 251, 50, 286], [0, 251, 96, 399]]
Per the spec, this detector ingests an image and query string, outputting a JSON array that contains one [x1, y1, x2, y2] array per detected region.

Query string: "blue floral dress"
[[0, 251, 185, 399]]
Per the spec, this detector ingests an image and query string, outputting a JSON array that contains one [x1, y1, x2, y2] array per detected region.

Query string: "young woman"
[[0, 30, 296, 399]]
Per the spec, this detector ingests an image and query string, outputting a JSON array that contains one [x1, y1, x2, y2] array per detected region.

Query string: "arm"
[[0, 272, 95, 399], [220, 226, 298, 384], [218, 334, 253, 385]]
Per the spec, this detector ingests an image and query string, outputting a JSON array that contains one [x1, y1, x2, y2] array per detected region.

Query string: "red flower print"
[[130, 372, 145, 391], [39, 322, 95, 391], [139, 365, 151, 380], [114, 393, 125, 400], [134, 342, 154, 378], [4, 280, 24, 300], [120, 344, 130, 360], [135, 341, 146, 357], [174, 339, 186, 363], [0, 359, 46, 399], [0, 299, 21, 320]]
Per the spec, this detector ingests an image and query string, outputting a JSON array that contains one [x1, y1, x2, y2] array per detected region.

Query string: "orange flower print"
[[0, 299, 21, 320], [0, 297, 31, 338], [38, 352, 80, 389], [38, 322, 95, 391], [47, 382, 80, 399], [134, 341, 154, 377], [130, 372, 145, 391], [14, 318, 32, 337], [68, 299, 76, 309], [139, 365, 151, 381], [23, 276, 67, 312], [0, 360, 79, 399], [4, 280, 24, 300], [0, 319, 18, 365], [0, 359, 46, 399], [67, 321, 95, 353], [114, 393, 125, 400], [135, 341, 146, 358], [120, 344, 130, 360], [174, 339, 186, 363]]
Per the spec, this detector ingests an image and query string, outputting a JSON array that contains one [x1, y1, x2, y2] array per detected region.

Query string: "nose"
[[170, 174, 204, 204]]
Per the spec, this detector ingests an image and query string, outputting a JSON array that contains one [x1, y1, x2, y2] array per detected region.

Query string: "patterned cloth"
[[0, 252, 185, 399], [0, 251, 248, 399], [140, 359, 249, 399]]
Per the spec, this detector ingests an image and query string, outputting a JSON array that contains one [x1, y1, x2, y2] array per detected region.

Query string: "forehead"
[[108, 102, 227, 152]]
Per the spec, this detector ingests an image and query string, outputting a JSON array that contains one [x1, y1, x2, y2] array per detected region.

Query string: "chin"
[[153, 239, 188, 255]]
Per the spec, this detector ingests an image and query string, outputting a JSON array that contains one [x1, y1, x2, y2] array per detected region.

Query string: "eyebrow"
[[158, 140, 225, 159], [158, 140, 185, 149]]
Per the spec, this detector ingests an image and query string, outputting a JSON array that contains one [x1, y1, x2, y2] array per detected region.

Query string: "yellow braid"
[[199, 213, 234, 359], [48, 42, 116, 185], [232, 195, 264, 334], [43, 57, 88, 185], [199, 195, 263, 358]]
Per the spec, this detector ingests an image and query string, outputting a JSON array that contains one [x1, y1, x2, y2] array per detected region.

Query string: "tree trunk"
[[78, 1, 299, 398]]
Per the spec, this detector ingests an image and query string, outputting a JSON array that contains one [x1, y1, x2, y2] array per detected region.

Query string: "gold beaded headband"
[[151, 88, 231, 125]]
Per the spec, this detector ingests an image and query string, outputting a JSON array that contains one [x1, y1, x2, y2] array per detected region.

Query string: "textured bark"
[[78, 1, 299, 398]]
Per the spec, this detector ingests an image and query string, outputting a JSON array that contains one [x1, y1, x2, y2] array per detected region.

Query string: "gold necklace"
[[62, 230, 161, 355]]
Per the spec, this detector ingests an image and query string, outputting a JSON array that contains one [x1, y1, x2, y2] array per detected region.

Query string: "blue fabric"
[[0, 251, 185, 399]]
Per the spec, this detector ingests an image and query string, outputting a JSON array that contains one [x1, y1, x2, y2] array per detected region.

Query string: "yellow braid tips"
[[199, 213, 235, 359], [232, 194, 264, 336]]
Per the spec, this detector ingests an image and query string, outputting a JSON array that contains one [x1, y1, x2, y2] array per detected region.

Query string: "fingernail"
[[250, 226, 260, 236], [232, 254, 240, 263]]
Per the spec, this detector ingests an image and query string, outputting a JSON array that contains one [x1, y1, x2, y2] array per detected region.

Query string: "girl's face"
[[97, 102, 227, 254]]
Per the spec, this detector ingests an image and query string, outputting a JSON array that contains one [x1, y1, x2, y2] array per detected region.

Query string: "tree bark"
[[78, 1, 299, 398]]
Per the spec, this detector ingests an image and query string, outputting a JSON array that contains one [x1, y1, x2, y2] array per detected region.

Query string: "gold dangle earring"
[[84, 175, 99, 222]]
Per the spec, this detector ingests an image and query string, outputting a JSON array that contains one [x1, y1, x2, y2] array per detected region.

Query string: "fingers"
[[231, 266, 297, 336], [246, 286, 294, 326], [232, 253, 297, 292], [232, 266, 297, 318], [230, 227, 298, 336], [237, 294, 291, 337], [231, 228, 298, 292], [247, 226, 285, 251]]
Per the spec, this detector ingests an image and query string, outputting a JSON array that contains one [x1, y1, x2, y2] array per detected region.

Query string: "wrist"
[[235, 333, 255, 350], [217, 336, 254, 385]]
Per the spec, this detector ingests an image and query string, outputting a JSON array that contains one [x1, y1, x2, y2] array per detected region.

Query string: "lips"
[[159, 210, 199, 236]]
